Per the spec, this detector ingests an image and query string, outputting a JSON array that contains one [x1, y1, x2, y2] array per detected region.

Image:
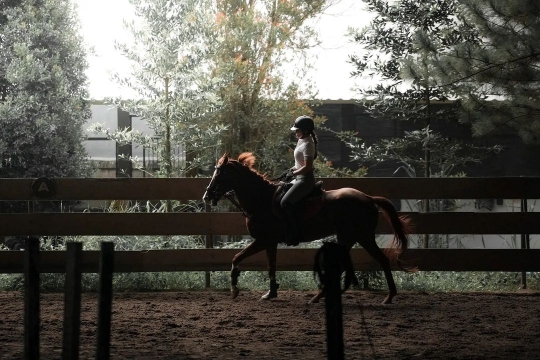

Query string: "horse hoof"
[[260, 291, 277, 301], [308, 296, 320, 304], [382, 297, 393, 304], [231, 287, 239, 299]]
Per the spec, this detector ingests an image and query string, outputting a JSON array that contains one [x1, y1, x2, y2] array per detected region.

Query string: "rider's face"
[[295, 129, 304, 139]]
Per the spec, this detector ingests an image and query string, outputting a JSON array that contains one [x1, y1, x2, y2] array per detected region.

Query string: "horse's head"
[[203, 152, 257, 206]]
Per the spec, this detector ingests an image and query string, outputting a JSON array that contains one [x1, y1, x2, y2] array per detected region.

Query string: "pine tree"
[[0, 0, 92, 179], [425, 0, 540, 144], [347, 0, 501, 248], [348, 0, 503, 177]]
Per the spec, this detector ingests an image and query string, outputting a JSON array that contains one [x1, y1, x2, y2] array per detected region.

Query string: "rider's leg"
[[280, 176, 315, 246], [281, 202, 301, 246]]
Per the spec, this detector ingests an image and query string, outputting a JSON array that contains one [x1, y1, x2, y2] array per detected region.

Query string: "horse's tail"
[[371, 196, 417, 272]]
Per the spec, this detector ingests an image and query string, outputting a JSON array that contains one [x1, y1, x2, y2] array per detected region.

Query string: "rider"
[[281, 115, 319, 246]]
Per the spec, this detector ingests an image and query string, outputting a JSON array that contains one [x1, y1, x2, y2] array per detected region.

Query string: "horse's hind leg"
[[230, 239, 266, 299], [308, 238, 356, 305], [361, 233, 397, 304]]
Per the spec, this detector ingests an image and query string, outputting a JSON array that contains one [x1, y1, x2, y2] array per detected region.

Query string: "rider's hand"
[[283, 168, 295, 182]]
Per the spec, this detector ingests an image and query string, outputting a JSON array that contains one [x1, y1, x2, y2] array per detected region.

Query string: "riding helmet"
[[290, 115, 314, 132]]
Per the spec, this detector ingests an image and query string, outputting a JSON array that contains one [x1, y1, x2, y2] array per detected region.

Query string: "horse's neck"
[[233, 177, 274, 215]]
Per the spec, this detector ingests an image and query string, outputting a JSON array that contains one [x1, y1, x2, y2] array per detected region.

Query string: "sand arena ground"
[[1, 290, 539, 359]]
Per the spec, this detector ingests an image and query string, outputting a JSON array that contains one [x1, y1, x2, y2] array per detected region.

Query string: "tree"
[[94, 0, 226, 182], [211, 0, 335, 174], [347, 0, 500, 248], [336, 127, 501, 178], [349, 0, 480, 176], [101, 0, 341, 179], [0, 0, 92, 179], [420, 0, 540, 144]]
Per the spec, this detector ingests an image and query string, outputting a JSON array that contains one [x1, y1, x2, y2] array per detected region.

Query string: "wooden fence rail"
[[2, 248, 540, 273], [2, 177, 540, 200], [2, 212, 540, 236], [1, 177, 539, 273]]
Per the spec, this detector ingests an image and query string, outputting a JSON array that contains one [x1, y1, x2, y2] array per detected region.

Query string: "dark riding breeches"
[[280, 172, 316, 208]]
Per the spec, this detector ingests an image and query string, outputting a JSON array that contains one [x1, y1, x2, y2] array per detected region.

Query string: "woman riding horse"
[[281, 115, 319, 246], [203, 152, 414, 304]]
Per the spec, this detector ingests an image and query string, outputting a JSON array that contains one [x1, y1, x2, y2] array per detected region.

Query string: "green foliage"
[[423, 0, 540, 144], [210, 0, 333, 174], [0, 234, 537, 293], [334, 127, 502, 177], [346, 1, 500, 181], [393, 271, 539, 292], [350, 0, 471, 119], [91, 0, 338, 178], [0, 0, 92, 178], [312, 149, 368, 178], [93, 0, 226, 178]]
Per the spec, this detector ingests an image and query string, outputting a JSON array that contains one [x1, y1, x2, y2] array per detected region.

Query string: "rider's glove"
[[283, 168, 295, 182]]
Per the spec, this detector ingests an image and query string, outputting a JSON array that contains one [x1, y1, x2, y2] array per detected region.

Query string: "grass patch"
[[0, 235, 538, 293]]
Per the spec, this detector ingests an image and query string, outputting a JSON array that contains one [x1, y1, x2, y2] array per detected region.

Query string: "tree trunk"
[[423, 87, 431, 248], [164, 76, 172, 212]]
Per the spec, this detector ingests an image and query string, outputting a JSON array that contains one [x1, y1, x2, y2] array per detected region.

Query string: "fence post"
[[96, 242, 114, 360], [24, 236, 40, 360], [63, 242, 83, 360], [323, 244, 345, 360], [520, 199, 529, 289], [205, 203, 212, 288]]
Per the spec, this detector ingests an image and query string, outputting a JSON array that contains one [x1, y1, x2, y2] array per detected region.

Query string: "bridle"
[[204, 164, 252, 218], [204, 163, 288, 219]]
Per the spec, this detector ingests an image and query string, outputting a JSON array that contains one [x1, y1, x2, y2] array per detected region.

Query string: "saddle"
[[273, 180, 325, 221]]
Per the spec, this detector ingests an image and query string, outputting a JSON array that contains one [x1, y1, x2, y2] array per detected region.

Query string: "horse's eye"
[[216, 168, 226, 176]]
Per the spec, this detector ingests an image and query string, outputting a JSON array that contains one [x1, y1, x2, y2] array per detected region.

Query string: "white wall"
[[376, 199, 539, 250]]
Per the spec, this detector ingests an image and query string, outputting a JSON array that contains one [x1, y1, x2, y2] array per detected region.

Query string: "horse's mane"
[[218, 152, 272, 185]]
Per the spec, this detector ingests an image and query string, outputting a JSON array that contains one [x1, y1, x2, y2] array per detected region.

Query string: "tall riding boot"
[[283, 205, 301, 246]]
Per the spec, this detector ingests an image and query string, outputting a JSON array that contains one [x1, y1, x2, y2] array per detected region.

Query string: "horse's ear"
[[218, 153, 229, 166], [238, 152, 255, 168]]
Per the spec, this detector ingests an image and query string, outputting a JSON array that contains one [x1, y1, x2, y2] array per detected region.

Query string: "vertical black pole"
[[116, 110, 132, 178], [63, 242, 83, 360], [520, 199, 528, 289], [142, 147, 146, 178], [96, 242, 114, 360], [205, 203, 212, 288], [324, 245, 344, 360], [24, 237, 40, 360]]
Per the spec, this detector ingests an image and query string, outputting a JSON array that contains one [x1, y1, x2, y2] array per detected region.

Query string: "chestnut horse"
[[203, 153, 413, 304]]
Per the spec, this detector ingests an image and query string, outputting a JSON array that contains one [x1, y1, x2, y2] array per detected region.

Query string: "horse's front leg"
[[260, 243, 278, 300], [231, 239, 266, 299]]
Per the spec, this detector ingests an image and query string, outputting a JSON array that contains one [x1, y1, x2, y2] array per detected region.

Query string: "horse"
[[203, 152, 414, 304], [313, 241, 358, 295]]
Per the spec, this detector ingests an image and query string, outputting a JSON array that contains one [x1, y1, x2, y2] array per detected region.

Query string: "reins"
[[220, 174, 286, 219], [207, 158, 289, 220], [269, 172, 288, 182], [222, 190, 251, 219]]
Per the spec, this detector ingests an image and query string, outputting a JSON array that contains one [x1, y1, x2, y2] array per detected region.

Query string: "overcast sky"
[[75, 0, 372, 100]]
